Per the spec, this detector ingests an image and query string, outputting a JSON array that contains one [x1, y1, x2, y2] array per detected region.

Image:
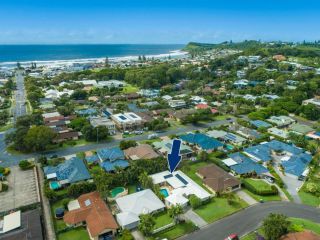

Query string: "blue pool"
[[160, 188, 169, 198], [50, 181, 61, 190]]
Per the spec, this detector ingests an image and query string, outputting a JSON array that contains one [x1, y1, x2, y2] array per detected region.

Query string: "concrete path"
[[38, 164, 56, 240], [183, 209, 207, 228], [236, 190, 258, 205], [132, 230, 145, 240]]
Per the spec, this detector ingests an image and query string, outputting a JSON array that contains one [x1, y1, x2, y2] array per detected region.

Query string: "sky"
[[0, 0, 320, 44]]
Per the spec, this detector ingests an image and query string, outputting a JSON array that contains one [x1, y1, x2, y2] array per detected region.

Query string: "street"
[[13, 70, 27, 121], [0, 119, 233, 167], [180, 202, 320, 240]]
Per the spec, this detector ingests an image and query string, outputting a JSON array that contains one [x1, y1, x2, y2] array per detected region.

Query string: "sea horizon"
[[0, 44, 186, 68]]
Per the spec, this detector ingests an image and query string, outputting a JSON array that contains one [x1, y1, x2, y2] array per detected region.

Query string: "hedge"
[[242, 179, 278, 196]]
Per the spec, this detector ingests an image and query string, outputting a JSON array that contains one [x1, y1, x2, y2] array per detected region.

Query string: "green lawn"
[[122, 84, 139, 93], [241, 218, 320, 240], [153, 211, 174, 229], [243, 179, 281, 202], [51, 198, 72, 232], [298, 190, 320, 207], [289, 217, 320, 234], [57, 227, 90, 240], [152, 222, 197, 240], [0, 123, 13, 132], [194, 197, 248, 223]]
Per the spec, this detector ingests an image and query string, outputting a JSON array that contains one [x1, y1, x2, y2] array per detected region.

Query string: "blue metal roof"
[[282, 153, 312, 177], [228, 152, 268, 175], [97, 147, 124, 162], [250, 120, 272, 128], [76, 108, 97, 116], [100, 159, 129, 172], [85, 155, 100, 163], [43, 157, 91, 184], [180, 133, 223, 150]]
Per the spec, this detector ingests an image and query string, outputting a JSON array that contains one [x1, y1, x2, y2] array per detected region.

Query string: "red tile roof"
[[64, 191, 118, 237]]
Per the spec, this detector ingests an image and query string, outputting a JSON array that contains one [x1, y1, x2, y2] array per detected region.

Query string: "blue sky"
[[0, 0, 320, 44]]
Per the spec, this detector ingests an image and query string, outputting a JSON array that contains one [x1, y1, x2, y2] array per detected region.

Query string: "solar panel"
[[119, 115, 127, 120], [130, 114, 137, 118], [164, 174, 173, 179], [175, 174, 188, 185]]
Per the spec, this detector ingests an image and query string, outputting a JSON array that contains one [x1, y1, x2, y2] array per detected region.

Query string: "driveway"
[[180, 202, 320, 240], [236, 190, 258, 205], [183, 209, 207, 228]]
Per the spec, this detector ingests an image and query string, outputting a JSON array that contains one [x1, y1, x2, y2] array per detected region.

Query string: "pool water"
[[110, 187, 125, 198], [226, 144, 234, 150], [160, 188, 169, 198], [50, 181, 61, 190]]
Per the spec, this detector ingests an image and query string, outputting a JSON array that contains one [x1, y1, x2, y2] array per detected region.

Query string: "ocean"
[[0, 44, 185, 66]]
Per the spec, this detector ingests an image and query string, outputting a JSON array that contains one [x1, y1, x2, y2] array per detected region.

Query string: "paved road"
[[0, 119, 233, 167], [180, 202, 320, 240], [13, 71, 27, 121]]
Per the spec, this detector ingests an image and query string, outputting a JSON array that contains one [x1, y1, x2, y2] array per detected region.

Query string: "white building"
[[150, 170, 210, 208], [96, 80, 126, 89], [168, 99, 186, 109], [111, 112, 143, 130], [0, 211, 21, 234], [90, 116, 116, 135], [303, 98, 320, 108], [115, 189, 165, 229]]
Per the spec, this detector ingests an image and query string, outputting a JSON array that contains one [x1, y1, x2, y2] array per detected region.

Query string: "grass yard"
[[152, 222, 197, 240], [51, 198, 72, 232], [243, 189, 281, 202], [194, 197, 248, 223], [57, 227, 90, 240], [298, 190, 320, 207], [153, 211, 174, 229], [241, 218, 320, 240], [289, 217, 320, 235], [122, 84, 139, 93]]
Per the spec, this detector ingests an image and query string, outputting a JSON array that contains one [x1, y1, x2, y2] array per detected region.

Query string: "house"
[[180, 133, 224, 152], [190, 96, 206, 104], [152, 139, 193, 159], [43, 157, 91, 186], [168, 99, 186, 109], [267, 115, 296, 128], [250, 120, 272, 129], [115, 189, 165, 229], [206, 130, 246, 146], [124, 144, 159, 160], [111, 112, 143, 130], [223, 153, 269, 176], [281, 153, 312, 178], [170, 109, 197, 122], [307, 131, 320, 140], [0, 210, 43, 240], [233, 79, 249, 89], [75, 79, 98, 87], [64, 191, 118, 240], [90, 116, 116, 135], [137, 89, 160, 98], [162, 95, 173, 101], [150, 170, 210, 207], [96, 147, 129, 172], [197, 164, 241, 194], [289, 123, 313, 135], [268, 127, 289, 139], [302, 96, 320, 108], [280, 231, 320, 240], [96, 80, 125, 89], [76, 108, 97, 117]]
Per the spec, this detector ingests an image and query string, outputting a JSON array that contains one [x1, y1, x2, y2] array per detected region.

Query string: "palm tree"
[[168, 204, 183, 223]]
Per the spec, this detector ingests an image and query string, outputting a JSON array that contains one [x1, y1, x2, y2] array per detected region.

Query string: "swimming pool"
[[160, 188, 169, 198], [49, 181, 61, 190], [110, 187, 125, 198]]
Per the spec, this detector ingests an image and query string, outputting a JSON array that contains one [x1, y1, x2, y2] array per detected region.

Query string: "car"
[[148, 133, 158, 140], [225, 234, 239, 240]]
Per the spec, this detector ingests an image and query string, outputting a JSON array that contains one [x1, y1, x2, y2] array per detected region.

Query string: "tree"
[[24, 126, 57, 151], [67, 182, 96, 198], [189, 195, 202, 209], [0, 111, 9, 125], [118, 229, 134, 240], [168, 204, 183, 223], [138, 214, 155, 236], [262, 213, 290, 240], [69, 117, 90, 131], [138, 172, 154, 190], [119, 140, 137, 150], [19, 160, 33, 170], [82, 125, 109, 142], [93, 171, 113, 199]]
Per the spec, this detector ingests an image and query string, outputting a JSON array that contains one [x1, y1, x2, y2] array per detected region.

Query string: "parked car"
[[225, 234, 239, 240]]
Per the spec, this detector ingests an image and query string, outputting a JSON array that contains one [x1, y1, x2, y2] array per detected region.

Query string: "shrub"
[[67, 182, 96, 198], [242, 179, 278, 196], [305, 182, 319, 194], [1, 183, 8, 192], [189, 195, 202, 209], [19, 160, 33, 170], [0, 167, 10, 176]]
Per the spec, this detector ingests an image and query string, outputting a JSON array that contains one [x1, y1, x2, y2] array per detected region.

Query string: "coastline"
[[0, 48, 188, 69]]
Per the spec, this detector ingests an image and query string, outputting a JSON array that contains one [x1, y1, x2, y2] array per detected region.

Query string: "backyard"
[[57, 227, 90, 240]]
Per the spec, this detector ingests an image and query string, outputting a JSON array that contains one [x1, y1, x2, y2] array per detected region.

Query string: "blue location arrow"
[[168, 139, 182, 173]]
